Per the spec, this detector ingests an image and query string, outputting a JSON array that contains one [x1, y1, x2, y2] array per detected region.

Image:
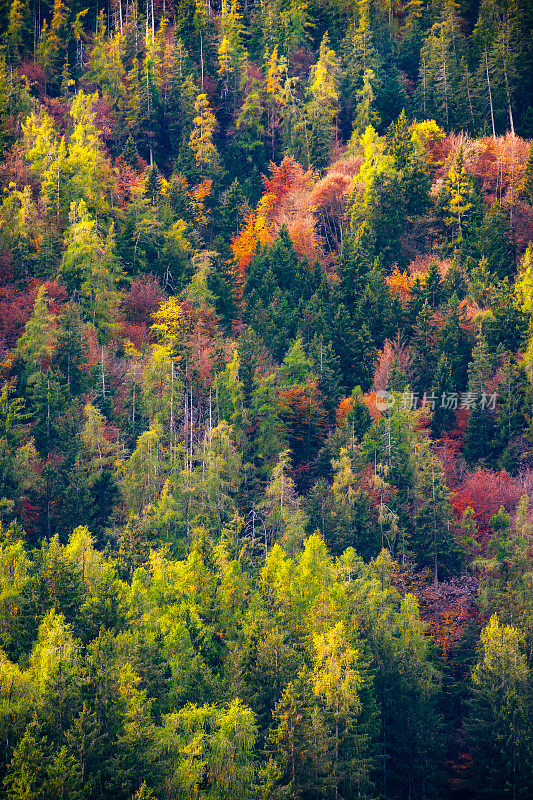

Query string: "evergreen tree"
[[189, 93, 219, 175], [465, 615, 533, 799], [436, 148, 484, 265], [464, 334, 496, 465], [15, 285, 57, 391], [480, 203, 516, 280]]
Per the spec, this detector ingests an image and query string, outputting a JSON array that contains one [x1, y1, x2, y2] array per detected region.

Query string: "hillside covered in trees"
[[0, 0, 533, 798]]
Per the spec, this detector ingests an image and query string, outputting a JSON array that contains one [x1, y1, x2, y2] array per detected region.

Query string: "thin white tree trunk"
[[485, 51, 496, 139]]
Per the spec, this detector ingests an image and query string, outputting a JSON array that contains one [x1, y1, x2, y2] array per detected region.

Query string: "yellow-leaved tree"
[[305, 32, 340, 169], [313, 622, 363, 799], [23, 91, 113, 219], [189, 93, 220, 174], [217, 0, 246, 102], [143, 297, 186, 440]]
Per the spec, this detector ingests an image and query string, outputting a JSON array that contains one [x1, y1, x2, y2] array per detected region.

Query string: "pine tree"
[[388, 108, 430, 216], [353, 68, 381, 137], [312, 622, 364, 799], [431, 354, 455, 437], [436, 148, 484, 264], [480, 203, 516, 280], [424, 260, 443, 308], [268, 673, 334, 799], [261, 450, 308, 555], [399, 0, 424, 76], [36, 0, 69, 88], [494, 359, 529, 471], [464, 334, 496, 465], [217, 0, 247, 105], [417, 5, 465, 129], [121, 134, 141, 168], [472, 0, 522, 135], [189, 93, 219, 174], [333, 305, 376, 392], [62, 200, 125, 338], [338, 221, 376, 303], [465, 615, 533, 799], [3, 721, 50, 800], [15, 285, 57, 389], [36, 91, 113, 219], [412, 439, 458, 581], [121, 425, 166, 513], [343, 0, 383, 124], [264, 47, 286, 158], [305, 33, 340, 170], [5, 0, 30, 64], [144, 165, 162, 204]]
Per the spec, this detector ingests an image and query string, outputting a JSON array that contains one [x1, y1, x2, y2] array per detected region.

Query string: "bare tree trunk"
[[101, 347, 106, 399], [442, 58, 449, 127], [189, 385, 193, 459], [485, 51, 496, 139], [170, 359, 174, 437], [465, 68, 475, 129], [200, 33, 204, 91], [432, 463, 438, 587], [503, 64, 515, 135], [422, 57, 426, 116]]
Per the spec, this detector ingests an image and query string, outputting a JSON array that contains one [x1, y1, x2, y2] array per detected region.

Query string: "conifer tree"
[[218, 0, 247, 105], [15, 286, 57, 389], [189, 92, 219, 174], [465, 615, 533, 799], [479, 203, 516, 280], [436, 148, 484, 263], [305, 33, 340, 170]]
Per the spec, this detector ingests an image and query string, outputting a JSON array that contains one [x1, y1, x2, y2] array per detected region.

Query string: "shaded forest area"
[[0, 0, 533, 798]]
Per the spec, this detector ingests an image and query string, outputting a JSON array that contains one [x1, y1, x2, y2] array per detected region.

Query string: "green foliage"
[[0, 4, 532, 799], [465, 614, 533, 799]]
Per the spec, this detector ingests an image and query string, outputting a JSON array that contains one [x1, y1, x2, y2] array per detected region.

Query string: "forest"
[[0, 0, 532, 797]]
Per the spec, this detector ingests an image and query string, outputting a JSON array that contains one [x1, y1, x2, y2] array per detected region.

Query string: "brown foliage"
[[118, 322, 150, 350], [122, 275, 165, 326], [19, 60, 46, 97], [329, 157, 363, 177], [287, 218, 321, 262], [0, 286, 33, 354], [431, 133, 529, 223], [512, 202, 533, 255], [372, 335, 413, 392], [262, 157, 314, 213], [113, 159, 147, 206], [0, 144, 38, 194], [452, 468, 524, 544], [468, 134, 528, 206], [422, 580, 478, 662], [310, 171, 352, 255], [277, 379, 328, 464], [336, 396, 354, 425]]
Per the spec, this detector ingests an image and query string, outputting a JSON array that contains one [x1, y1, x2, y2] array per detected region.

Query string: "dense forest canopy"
[[0, 0, 532, 798]]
